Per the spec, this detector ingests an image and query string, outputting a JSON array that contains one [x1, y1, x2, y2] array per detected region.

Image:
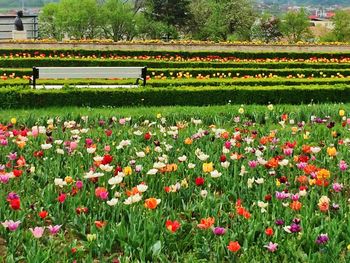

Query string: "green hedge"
[[2, 58, 350, 69], [1, 84, 350, 108], [2, 67, 350, 78], [1, 77, 350, 88], [2, 48, 350, 59]]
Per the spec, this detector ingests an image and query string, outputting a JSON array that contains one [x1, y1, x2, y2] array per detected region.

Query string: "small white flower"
[[154, 146, 162, 153], [247, 178, 255, 188], [255, 178, 264, 184], [56, 148, 64, 155], [239, 165, 248, 176], [100, 164, 114, 172], [84, 171, 104, 179], [54, 140, 63, 145], [278, 159, 289, 166], [136, 151, 145, 158], [93, 156, 103, 162], [310, 147, 321, 154], [87, 147, 96, 154], [147, 169, 158, 175], [41, 143, 52, 150], [107, 198, 118, 206], [178, 155, 187, 162], [221, 161, 230, 169], [257, 201, 268, 213], [299, 190, 307, 197], [133, 130, 143, 136], [222, 147, 230, 154], [137, 184, 148, 192], [54, 178, 67, 188], [117, 140, 131, 150], [188, 163, 196, 169], [200, 190, 208, 198], [153, 162, 166, 169], [108, 176, 123, 188], [131, 193, 142, 203], [283, 226, 292, 233], [257, 157, 267, 165], [210, 170, 222, 178]]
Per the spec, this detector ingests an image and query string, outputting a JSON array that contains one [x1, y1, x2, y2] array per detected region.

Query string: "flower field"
[[1, 104, 350, 262]]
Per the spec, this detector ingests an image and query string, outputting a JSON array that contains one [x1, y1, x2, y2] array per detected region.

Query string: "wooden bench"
[[31, 66, 147, 89]]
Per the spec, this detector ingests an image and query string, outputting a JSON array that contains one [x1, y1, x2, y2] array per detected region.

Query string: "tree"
[[55, 0, 102, 39], [101, 0, 141, 41], [38, 2, 63, 40], [332, 10, 350, 42], [145, 0, 192, 39], [281, 9, 313, 43], [189, 0, 256, 41], [253, 15, 283, 43]]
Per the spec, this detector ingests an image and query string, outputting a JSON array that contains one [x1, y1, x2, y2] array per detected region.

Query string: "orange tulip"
[[144, 198, 160, 210], [227, 241, 241, 252], [197, 217, 215, 229]]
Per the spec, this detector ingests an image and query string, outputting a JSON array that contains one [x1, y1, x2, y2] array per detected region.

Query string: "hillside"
[[0, 0, 58, 9], [270, 0, 349, 6]]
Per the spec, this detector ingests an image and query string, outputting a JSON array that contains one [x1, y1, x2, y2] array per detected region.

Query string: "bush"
[[2, 58, 350, 70], [1, 84, 350, 108]]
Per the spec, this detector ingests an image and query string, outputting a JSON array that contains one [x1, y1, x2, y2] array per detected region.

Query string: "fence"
[[0, 15, 38, 40]]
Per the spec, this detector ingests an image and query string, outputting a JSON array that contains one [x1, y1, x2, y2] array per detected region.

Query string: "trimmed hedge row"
[[2, 58, 350, 69], [2, 48, 350, 59], [1, 84, 350, 108], [2, 67, 350, 78], [1, 77, 350, 88]]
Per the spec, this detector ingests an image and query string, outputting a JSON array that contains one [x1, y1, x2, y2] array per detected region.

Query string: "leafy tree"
[[38, 2, 63, 39], [253, 15, 283, 43], [101, 0, 141, 41], [281, 9, 313, 43], [55, 0, 102, 39], [331, 10, 350, 42], [189, 0, 256, 41], [145, 0, 191, 39]]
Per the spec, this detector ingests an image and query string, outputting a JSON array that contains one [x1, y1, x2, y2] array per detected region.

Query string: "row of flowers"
[[3, 52, 350, 63], [8, 39, 350, 46]]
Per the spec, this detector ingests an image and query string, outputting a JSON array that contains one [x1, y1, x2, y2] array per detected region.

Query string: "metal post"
[[142, 67, 147, 86], [32, 67, 39, 89]]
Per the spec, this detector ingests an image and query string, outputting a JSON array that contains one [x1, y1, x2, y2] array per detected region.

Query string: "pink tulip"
[[47, 225, 62, 235], [30, 227, 45, 238], [2, 220, 21, 231]]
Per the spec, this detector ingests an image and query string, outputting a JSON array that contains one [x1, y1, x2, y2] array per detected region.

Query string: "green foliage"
[[281, 9, 313, 43], [1, 84, 350, 108], [38, 0, 145, 41], [332, 10, 350, 42], [189, 0, 256, 41], [145, 0, 191, 28], [38, 3, 63, 40], [252, 15, 283, 43], [101, 0, 139, 41]]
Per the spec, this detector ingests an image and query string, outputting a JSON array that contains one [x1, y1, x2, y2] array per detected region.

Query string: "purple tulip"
[[316, 234, 329, 245], [213, 227, 226, 236]]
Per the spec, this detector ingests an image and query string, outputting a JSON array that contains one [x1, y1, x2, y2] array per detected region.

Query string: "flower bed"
[[0, 105, 350, 261]]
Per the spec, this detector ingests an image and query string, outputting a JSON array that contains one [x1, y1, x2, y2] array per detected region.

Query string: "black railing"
[[0, 15, 38, 40]]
